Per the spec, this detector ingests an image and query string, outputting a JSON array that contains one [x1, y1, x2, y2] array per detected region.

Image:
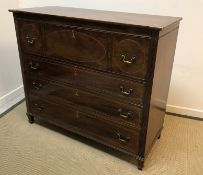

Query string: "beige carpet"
[[0, 102, 203, 175]]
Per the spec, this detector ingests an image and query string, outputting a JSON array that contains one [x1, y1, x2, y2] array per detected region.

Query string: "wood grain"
[[10, 8, 181, 170], [9, 6, 181, 29]]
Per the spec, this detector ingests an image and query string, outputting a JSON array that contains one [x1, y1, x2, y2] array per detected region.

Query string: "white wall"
[[0, 1, 24, 114], [9, 0, 203, 118]]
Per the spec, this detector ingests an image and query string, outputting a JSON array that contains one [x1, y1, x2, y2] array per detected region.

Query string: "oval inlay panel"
[[45, 27, 107, 63], [112, 37, 150, 79], [19, 21, 43, 54]]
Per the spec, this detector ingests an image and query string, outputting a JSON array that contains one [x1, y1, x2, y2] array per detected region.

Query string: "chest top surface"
[[9, 6, 181, 30]]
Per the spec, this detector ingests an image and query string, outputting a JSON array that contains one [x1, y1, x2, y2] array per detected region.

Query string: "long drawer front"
[[23, 55, 146, 106], [29, 96, 140, 154], [26, 76, 142, 127]]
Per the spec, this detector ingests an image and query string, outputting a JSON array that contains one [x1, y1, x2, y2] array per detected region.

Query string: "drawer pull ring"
[[121, 53, 136, 64], [29, 62, 39, 71], [26, 35, 36, 45], [118, 108, 132, 119], [120, 86, 133, 95], [32, 82, 42, 90], [116, 131, 130, 143], [34, 103, 44, 111]]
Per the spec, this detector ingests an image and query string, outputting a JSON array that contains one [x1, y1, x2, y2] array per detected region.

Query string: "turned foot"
[[27, 114, 34, 124]]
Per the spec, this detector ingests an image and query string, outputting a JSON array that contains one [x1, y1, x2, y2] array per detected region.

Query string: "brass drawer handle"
[[26, 35, 36, 45], [116, 131, 130, 143], [120, 86, 133, 95], [34, 103, 44, 111], [29, 62, 39, 71], [32, 82, 42, 90], [121, 53, 136, 64], [118, 108, 132, 119]]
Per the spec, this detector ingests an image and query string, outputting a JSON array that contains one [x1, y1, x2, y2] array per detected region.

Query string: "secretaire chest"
[[10, 6, 181, 170]]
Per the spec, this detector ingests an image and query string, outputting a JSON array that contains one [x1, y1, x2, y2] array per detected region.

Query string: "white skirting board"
[[0, 85, 25, 115], [151, 98, 203, 119], [166, 104, 203, 119]]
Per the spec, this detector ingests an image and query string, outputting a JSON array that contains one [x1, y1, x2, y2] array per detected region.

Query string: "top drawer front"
[[44, 24, 108, 70], [112, 34, 151, 79], [18, 20, 43, 55]]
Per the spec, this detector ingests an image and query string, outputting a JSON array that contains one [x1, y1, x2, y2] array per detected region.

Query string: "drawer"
[[44, 24, 108, 70], [112, 34, 151, 79], [29, 97, 140, 154], [23, 56, 146, 106], [26, 77, 142, 127], [17, 20, 43, 55]]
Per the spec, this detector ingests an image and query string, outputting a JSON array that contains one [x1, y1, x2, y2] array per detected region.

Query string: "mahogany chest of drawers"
[[10, 7, 181, 170]]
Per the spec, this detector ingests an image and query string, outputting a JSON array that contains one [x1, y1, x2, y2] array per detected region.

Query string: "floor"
[[0, 102, 203, 175]]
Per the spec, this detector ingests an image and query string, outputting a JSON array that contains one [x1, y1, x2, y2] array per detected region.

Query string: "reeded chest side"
[[10, 6, 181, 170]]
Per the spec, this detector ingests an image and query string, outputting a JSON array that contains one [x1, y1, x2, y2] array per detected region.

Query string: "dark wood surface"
[[44, 23, 109, 70], [23, 55, 146, 106], [10, 7, 181, 170], [112, 35, 151, 79], [29, 95, 140, 154], [26, 76, 142, 128], [18, 20, 43, 55], [9, 6, 181, 30], [145, 28, 179, 156]]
